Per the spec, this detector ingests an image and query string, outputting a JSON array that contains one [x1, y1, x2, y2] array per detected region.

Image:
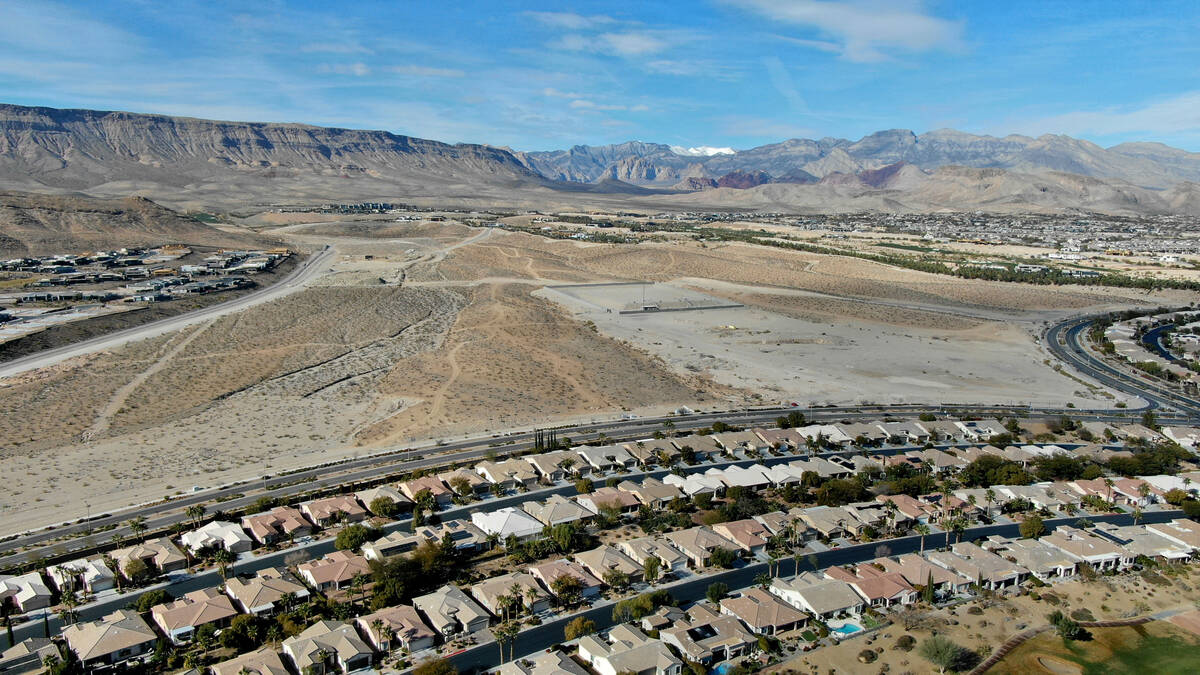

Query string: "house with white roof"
[[578, 625, 683, 675], [1146, 519, 1200, 553], [982, 536, 1079, 581], [471, 507, 544, 546], [46, 557, 115, 594], [575, 444, 638, 472], [1091, 522, 1191, 563], [769, 572, 863, 621], [662, 472, 725, 497], [876, 421, 931, 444], [1041, 526, 1133, 572], [706, 464, 772, 490], [180, 521, 253, 554], [0, 572, 51, 611], [618, 535, 688, 575]]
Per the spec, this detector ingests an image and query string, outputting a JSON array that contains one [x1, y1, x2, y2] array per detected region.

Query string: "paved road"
[[0, 246, 335, 379], [1045, 315, 1200, 416], [1143, 325, 1181, 362], [444, 509, 1184, 673], [2, 403, 1176, 572]]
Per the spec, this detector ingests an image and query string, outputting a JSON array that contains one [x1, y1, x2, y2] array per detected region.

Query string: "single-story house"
[[471, 507, 544, 546], [522, 494, 596, 527], [412, 585, 491, 637], [578, 625, 684, 675], [241, 507, 314, 545], [574, 545, 643, 585], [661, 473, 725, 498], [0, 572, 51, 612], [527, 559, 603, 599], [150, 588, 239, 645], [663, 527, 739, 569], [523, 450, 589, 482], [210, 648, 291, 675], [399, 475, 454, 507], [470, 571, 551, 616], [354, 486, 413, 515], [616, 478, 683, 509], [61, 610, 158, 669], [181, 521, 253, 555], [297, 551, 372, 591], [660, 603, 756, 666], [769, 573, 864, 621], [46, 557, 115, 594], [720, 587, 808, 635], [712, 519, 772, 556], [618, 535, 689, 575], [355, 605, 436, 653], [282, 620, 373, 675], [300, 495, 368, 528], [575, 487, 641, 517], [224, 567, 310, 615], [475, 459, 539, 491]]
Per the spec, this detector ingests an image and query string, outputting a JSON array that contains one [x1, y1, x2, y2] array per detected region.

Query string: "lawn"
[[799, 630, 817, 643], [991, 621, 1200, 675]]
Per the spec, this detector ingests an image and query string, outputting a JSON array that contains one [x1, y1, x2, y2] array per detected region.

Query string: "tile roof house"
[[575, 487, 641, 516], [981, 536, 1080, 581], [1092, 522, 1191, 562], [61, 609, 158, 669], [788, 457, 852, 479], [181, 520, 253, 554], [471, 507, 545, 546], [824, 565, 917, 608], [792, 424, 853, 447], [362, 519, 492, 560], [876, 494, 939, 524], [620, 441, 662, 468], [399, 475, 453, 507], [876, 554, 969, 597], [616, 478, 683, 509], [0, 638, 59, 674], [435, 468, 492, 497], [523, 450, 591, 481], [662, 472, 726, 497], [712, 430, 771, 453], [470, 571, 551, 616], [927, 542, 1030, 589], [752, 427, 803, 449], [522, 494, 596, 527], [224, 567, 310, 615], [575, 444, 638, 472], [475, 459, 539, 491], [528, 559, 604, 599], [412, 585, 491, 637], [720, 587, 808, 635], [498, 649, 591, 675], [712, 519, 772, 555], [210, 648, 290, 675], [769, 573, 864, 621], [663, 527, 739, 569], [46, 557, 115, 594], [575, 545, 643, 584], [618, 535, 689, 575], [920, 420, 966, 441], [877, 421, 931, 444], [281, 620, 373, 675], [1146, 519, 1200, 553], [111, 537, 188, 576], [835, 422, 889, 444], [1042, 526, 1134, 571], [298, 551, 371, 591], [660, 603, 756, 666], [0, 572, 51, 612], [578, 624, 683, 675], [795, 506, 854, 540], [299, 495, 368, 528], [673, 434, 723, 460], [355, 486, 413, 515], [355, 605, 436, 653], [241, 507, 314, 545], [151, 588, 239, 645]]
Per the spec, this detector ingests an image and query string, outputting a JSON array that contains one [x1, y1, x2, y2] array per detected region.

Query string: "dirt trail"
[[82, 319, 216, 439]]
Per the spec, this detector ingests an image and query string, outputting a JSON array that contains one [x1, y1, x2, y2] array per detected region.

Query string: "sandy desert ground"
[[0, 219, 1185, 535]]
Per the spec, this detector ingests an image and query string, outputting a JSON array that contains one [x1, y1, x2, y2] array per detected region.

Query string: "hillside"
[[0, 192, 272, 256], [0, 103, 544, 209]]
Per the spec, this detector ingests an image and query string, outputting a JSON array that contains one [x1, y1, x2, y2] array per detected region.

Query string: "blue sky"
[[1, 0, 1198, 151]]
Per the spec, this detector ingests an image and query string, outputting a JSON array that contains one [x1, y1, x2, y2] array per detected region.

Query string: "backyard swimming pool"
[[831, 623, 863, 636]]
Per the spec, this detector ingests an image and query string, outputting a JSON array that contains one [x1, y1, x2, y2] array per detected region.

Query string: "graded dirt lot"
[[770, 566, 1200, 675], [0, 220, 1185, 535]]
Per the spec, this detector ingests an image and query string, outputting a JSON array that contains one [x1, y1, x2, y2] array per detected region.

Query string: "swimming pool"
[[831, 623, 863, 636]]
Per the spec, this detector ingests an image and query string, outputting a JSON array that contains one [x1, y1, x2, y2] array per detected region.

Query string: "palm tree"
[[523, 586, 540, 616], [186, 504, 206, 528], [493, 621, 519, 663], [767, 550, 780, 577], [127, 516, 148, 543], [213, 549, 235, 581], [350, 574, 367, 612], [985, 488, 996, 518], [915, 523, 931, 553], [792, 553, 803, 577], [1104, 478, 1116, 506], [58, 590, 80, 626], [370, 618, 387, 650], [1132, 506, 1144, 525]]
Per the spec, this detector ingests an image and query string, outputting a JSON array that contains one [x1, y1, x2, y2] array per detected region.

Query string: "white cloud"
[[542, 87, 587, 99], [524, 11, 617, 30], [552, 30, 691, 57], [318, 62, 370, 76], [645, 60, 742, 80], [726, 0, 964, 62], [1014, 92, 1200, 138], [569, 99, 646, 112], [388, 65, 465, 78]]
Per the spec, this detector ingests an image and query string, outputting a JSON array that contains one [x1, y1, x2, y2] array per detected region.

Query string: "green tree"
[[643, 556, 662, 585], [706, 582, 729, 604], [550, 575, 583, 606], [369, 496, 400, 518], [1019, 514, 1046, 539], [132, 589, 172, 612], [575, 478, 594, 494], [919, 635, 964, 674], [564, 616, 597, 641], [334, 523, 382, 551], [185, 504, 207, 527], [123, 558, 151, 585], [708, 547, 738, 569]]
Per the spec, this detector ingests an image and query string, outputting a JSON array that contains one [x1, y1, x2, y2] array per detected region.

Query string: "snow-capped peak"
[[670, 145, 736, 157]]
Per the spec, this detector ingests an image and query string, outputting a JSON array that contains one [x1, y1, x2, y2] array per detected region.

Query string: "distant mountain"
[[1, 103, 1199, 216], [0, 103, 544, 209], [523, 129, 1200, 190]]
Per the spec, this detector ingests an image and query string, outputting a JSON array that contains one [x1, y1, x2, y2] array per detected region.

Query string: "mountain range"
[[2, 103, 1200, 215]]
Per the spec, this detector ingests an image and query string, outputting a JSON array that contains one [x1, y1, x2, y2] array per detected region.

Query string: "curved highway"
[[1046, 314, 1200, 417], [0, 246, 335, 379]]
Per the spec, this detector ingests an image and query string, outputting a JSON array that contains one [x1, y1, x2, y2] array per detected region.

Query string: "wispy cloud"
[[726, 0, 964, 62], [301, 42, 371, 54], [388, 65, 465, 78], [542, 87, 587, 99], [317, 62, 370, 76], [524, 11, 617, 30], [552, 30, 688, 57], [570, 99, 650, 112], [1012, 92, 1200, 139]]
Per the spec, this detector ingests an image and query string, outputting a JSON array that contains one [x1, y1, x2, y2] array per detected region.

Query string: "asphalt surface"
[[444, 509, 1184, 674], [1143, 325, 1180, 362], [1045, 315, 1200, 417], [0, 246, 335, 379]]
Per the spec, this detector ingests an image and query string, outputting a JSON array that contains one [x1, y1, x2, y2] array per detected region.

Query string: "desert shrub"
[[858, 649, 877, 664], [894, 635, 916, 652]]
